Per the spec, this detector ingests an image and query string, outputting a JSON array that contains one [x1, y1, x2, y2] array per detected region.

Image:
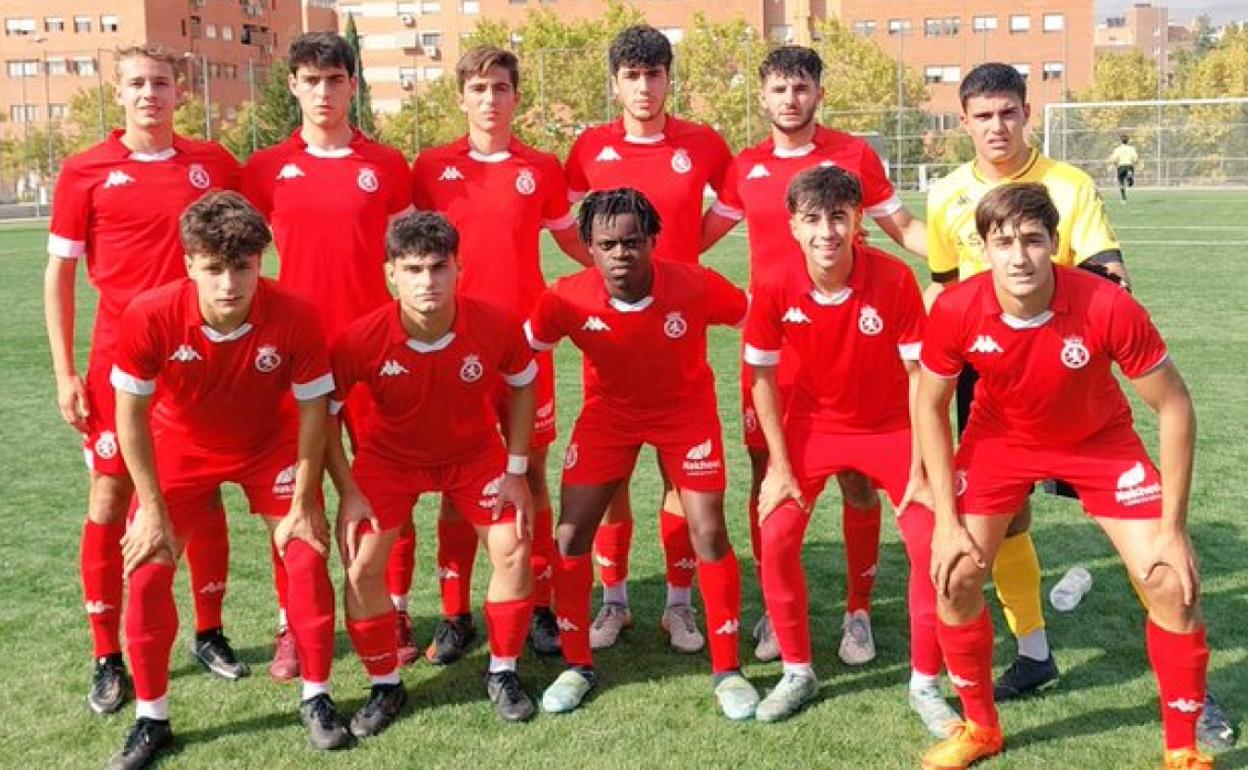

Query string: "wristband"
[[506, 454, 529, 475]]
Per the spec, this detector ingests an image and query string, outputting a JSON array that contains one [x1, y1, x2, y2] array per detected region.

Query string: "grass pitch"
[[1, 190, 1246, 769]]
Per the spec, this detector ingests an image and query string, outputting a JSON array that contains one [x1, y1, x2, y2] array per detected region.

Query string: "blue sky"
[[1096, 1, 1247, 25]]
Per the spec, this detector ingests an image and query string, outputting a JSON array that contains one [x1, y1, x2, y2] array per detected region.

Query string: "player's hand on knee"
[[121, 508, 174, 575], [1140, 528, 1201, 607], [758, 467, 807, 523], [898, 472, 932, 514], [276, 502, 329, 559], [55, 373, 89, 434], [336, 487, 378, 568], [498, 473, 534, 540], [930, 521, 985, 599]]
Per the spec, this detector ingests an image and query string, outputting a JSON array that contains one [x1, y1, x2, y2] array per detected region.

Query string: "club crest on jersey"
[[188, 163, 211, 189], [742, 406, 759, 435], [858, 305, 884, 336], [1060, 336, 1090, 369], [254, 344, 281, 373], [459, 354, 484, 383], [564, 442, 579, 470], [94, 431, 119, 460], [671, 148, 693, 174], [357, 167, 379, 193], [663, 311, 688, 339], [515, 168, 537, 196]]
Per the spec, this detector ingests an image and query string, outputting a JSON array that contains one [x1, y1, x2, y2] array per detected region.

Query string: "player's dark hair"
[[386, 211, 459, 261], [785, 166, 862, 215], [288, 32, 356, 77], [608, 25, 673, 75], [457, 46, 519, 91], [959, 62, 1026, 108], [1120, 134, 1130, 144], [974, 182, 1059, 240], [577, 188, 662, 245], [759, 46, 822, 84], [180, 191, 271, 267]]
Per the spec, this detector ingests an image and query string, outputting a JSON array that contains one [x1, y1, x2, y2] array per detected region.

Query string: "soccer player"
[[45, 44, 243, 714], [915, 182, 1211, 770], [242, 32, 413, 677], [106, 192, 343, 769], [528, 188, 759, 720], [924, 62, 1127, 702], [327, 211, 541, 727], [743, 165, 952, 734], [410, 45, 587, 664], [1109, 134, 1139, 203], [562, 24, 735, 654], [702, 45, 929, 665]]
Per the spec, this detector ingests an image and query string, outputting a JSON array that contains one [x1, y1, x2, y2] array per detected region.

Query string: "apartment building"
[[1095, 3, 1191, 86]]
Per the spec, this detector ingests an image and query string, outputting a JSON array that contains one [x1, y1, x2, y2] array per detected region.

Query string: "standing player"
[[702, 45, 929, 665], [1109, 135, 1139, 203], [743, 166, 953, 736], [327, 212, 541, 728], [562, 24, 735, 654], [915, 182, 1211, 770], [411, 46, 587, 664], [106, 192, 343, 769], [243, 32, 413, 677], [528, 189, 759, 720], [45, 44, 243, 714]]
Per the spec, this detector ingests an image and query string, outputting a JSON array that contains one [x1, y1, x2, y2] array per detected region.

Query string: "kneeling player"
[[916, 183, 1211, 770], [107, 192, 343, 769], [745, 166, 951, 733], [527, 189, 759, 719], [327, 211, 540, 726]]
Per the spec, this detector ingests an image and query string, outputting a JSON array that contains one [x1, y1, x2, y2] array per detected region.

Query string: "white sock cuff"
[[1017, 629, 1050, 661], [371, 671, 401, 686], [390, 594, 408, 612], [665, 585, 692, 607], [782, 662, 815, 678], [301, 680, 331, 701], [603, 583, 629, 606], [135, 695, 169, 721], [278, 608, 289, 629], [909, 670, 940, 691], [489, 656, 517, 674]]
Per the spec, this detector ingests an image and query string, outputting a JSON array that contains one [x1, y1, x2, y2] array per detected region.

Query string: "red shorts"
[[562, 401, 726, 492], [495, 350, 557, 450], [354, 447, 516, 531], [82, 362, 126, 476], [783, 425, 913, 507], [955, 425, 1162, 519], [741, 349, 797, 451]]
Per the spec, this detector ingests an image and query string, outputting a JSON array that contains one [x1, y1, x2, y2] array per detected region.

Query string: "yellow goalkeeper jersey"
[[1110, 145, 1139, 167], [926, 147, 1120, 280]]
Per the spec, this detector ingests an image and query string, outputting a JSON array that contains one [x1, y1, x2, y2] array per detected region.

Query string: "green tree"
[[174, 94, 208, 140], [675, 14, 768, 149], [344, 14, 377, 135], [65, 84, 124, 152], [1078, 51, 1160, 102]]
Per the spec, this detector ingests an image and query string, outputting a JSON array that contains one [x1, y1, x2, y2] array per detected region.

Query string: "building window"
[[6, 59, 39, 77], [73, 56, 96, 75], [399, 66, 417, 88], [10, 104, 37, 122], [1012, 63, 1030, 78], [222, 25, 233, 41], [45, 17, 64, 33], [100, 15, 119, 32], [422, 66, 443, 80], [852, 20, 876, 37], [74, 15, 91, 33], [1043, 14, 1064, 33], [46, 58, 68, 75], [768, 25, 793, 43], [1010, 15, 1030, 33], [420, 31, 442, 49], [206, 23, 217, 39], [924, 65, 960, 84], [49, 103, 66, 119], [924, 17, 960, 37], [887, 19, 912, 35], [1042, 62, 1064, 81], [509, 0, 526, 4], [461, 0, 480, 12], [972, 16, 997, 32], [419, 1, 441, 12], [5, 17, 37, 35]]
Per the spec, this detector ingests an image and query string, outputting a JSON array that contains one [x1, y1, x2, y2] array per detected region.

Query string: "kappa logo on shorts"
[[94, 431, 119, 460], [357, 167, 380, 193], [188, 163, 211, 190], [746, 163, 770, 180], [272, 464, 296, 496], [439, 165, 465, 181], [1060, 335, 1091, 369], [515, 169, 537, 196], [714, 618, 740, 636], [955, 469, 969, 497], [582, 316, 611, 332], [683, 439, 722, 476], [103, 170, 135, 189], [969, 335, 1003, 354], [276, 163, 305, 180], [781, 307, 812, 324], [379, 359, 409, 377], [664, 311, 688, 339], [858, 305, 884, 336], [1167, 698, 1203, 714], [564, 442, 579, 470], [170, 344, 203, 363], [1115, 461, 1161, 506], [255, 344, 281, 373], [671, 148, 693, 174], [742, 406, 759, 435], [459, 354, 484, 383], [595, 146, 622, 162], [84, 600, 115, 615]]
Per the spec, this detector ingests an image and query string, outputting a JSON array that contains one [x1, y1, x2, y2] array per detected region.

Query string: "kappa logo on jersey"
[[379, 359, 408, 377], [198, 581, 227, 595], [564, 442, 579, 470], [272, 464, 296, 496], [671, 148, 693, 174], [1167, 698, 1203, 714], [1060, 336, 1091, 369], [1115, 461, 1162, 506], [84, 600, 115, 615], [94, 431, 119, 460], [595, 146, 622, 162], [188, 163, 211, 190], [556, 616, 579, 632], [438, 165, 465, 181], [742, 406, 759, 435], [782, 307, 813, 325], [955, 469, 969, 497], [746, 164, 770, 180], [276, 163, 305, 180], [357, 168, 379, 193], [969, 335, 1004, 354], [948, 673, 978, 689], [714, 619, 740, 636], [664, 311, 688, 339], [683, 439, 722, 476], [515, 168, 537, 196], [459, 354, 484, 383], [170, 344, 203, 363], [437, 566, 460, 581], [255, 344, 281, 373], [103, 170, 136, 189], [582, 316, 611, 332], [858, 305, 884, 336]]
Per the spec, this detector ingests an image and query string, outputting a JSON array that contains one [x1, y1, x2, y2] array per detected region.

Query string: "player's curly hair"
[[289, 32, 356, 77], [959, 62, 1027, 108], [180, 191, 272, 267], [608, 25, 673, 75], [386, 211, 459, 261], [974, 182, 1059, 240], [785, 166, 862, 215], [759, 46, 822, 84], [577, 188, 662, 246]]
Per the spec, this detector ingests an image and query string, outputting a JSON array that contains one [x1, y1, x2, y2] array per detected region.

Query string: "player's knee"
[[555, 522, 592, 556], [1139, 563, 1195, 614], [345, 548, 387, 591], [760, 514, 800, 560], [686, 515, 729, 561], [489, 534, 530, 578], [87, 474, 132, 523], [946, 561, 988, 606]]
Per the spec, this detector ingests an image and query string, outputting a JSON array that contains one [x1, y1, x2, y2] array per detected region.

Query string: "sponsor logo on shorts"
[[188, 163, 211, 189], [1060, 335, 1091, 369], [515, 169, 537, 196], [582, 316, 611, 332], [746, 163, 770, 180], [272, 464, 296, 497], [742, 406, 759, 435], [84, 600, 115, 615], [969, 335, 1003, 354], [437, 566, 460, 581], [94, 431, 119, 460], [479, 473, 504, 511], [379, 359, 408, 377], [664, 311, 688, 339], [255, 344, 281, 373], [438, 165, 465, 181], [357, 167, 379, 193], [714, 618, 739, 636], [459, 354, 484, 383], [103, 170, 135, 189], [858, 305, 884, 336], [595, 146, 622, 163], [671, 148, 693, 174], [955, 469, 969, 497], [564, 442, 579, 469], [198, 581, 227, 595], [1115, 461, 1161, 506], [1167, 698, 1203, 714], [557, 616, 579, 631], [948, 673, 978, 689], [276, 163, 304, 180], [169, 344, 202, 363], [673, 557, 697, 571], [781, 307, 812, 325], [683, 439, 722, 476], [535, 400, 556, 431]]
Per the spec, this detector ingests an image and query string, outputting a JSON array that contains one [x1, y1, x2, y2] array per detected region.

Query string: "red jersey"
[[330, 298, 536, 468], [241, 129, 412, 339], [744, 247, 924, 434], [527, 261, 746, 416], [715, 126, 899, 288], [564, 116, 732, 264], [110, 278, 333, 453], [921, 267, 1169, 445], [411, 136, 574, 317], [48, 131, 240, 361]]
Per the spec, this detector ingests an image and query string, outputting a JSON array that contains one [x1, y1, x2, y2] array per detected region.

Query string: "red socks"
[[186, 506, 229, 633], [125, 562, 177, 701], [531, 507, 555, 608], [81, 519, 125, 658], [897, 503, 941, 676], [346, 610, 397, 677], [697, 550, 742, 674], [437, 516, 478, 617], [843, 499, 881, 615], [760, 502, 813, 664], [1147, 619, 1209, 750], [938, 607, 999, 729], [283, 539, 336, 684], [269, 540, 288, 621], [661, 510, 697, 590], [593, 519, 632, 588], [386, 519, 417, 602], [553, 552, 594, 668], [747, 496, 763, 585], [485, 597, 535, 660]]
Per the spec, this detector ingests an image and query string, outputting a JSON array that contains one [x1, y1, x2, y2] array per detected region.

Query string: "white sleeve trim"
[[524, 320, 556, 352], [329, 399, 345, 416], [743, 344, 780, 367], [503, 359, 539, 387], [1132, 352, 1171, 379], [567, 189, 587, 203], [48, 233, 86, 259], [920, 361, 960, 380], [710, 199, 745, 221], [110, 365, 155, 396], [898, 342, 923, 362], [543, 211, 577, 231], [865, 193, 903, 219], [292, 372, 335, 401]]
